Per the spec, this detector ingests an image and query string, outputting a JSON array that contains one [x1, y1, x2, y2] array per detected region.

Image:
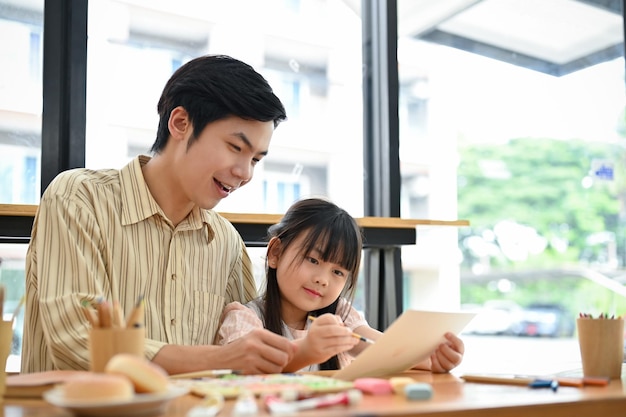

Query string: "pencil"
[[461, 374, 610, 388], [112, 300, 125, 328], [96, 298, 112, 328], [126, 295, 145, 328], [556, 376, 609, 387], [460, 374, 532, 386], [307, 315, 375, 344], [350, 331, 376, 344], [81, 300, 99, 328]]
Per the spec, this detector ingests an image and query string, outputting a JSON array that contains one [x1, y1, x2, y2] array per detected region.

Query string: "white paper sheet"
[[333, 309, 477, 381]]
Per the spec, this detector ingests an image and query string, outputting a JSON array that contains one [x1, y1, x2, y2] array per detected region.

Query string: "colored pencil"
[[307, 315, 375, 344]]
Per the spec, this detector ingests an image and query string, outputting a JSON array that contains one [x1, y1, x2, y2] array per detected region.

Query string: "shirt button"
[[171, 274, 177, 280], [171, 319, 176, 325]]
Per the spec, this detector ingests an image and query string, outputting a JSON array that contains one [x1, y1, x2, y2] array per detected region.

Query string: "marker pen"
[[528, 379, 559, 392], [265, 389, 362, 415]]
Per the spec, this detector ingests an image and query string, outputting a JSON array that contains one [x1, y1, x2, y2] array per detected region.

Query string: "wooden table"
[[4, 370, 626, 417]]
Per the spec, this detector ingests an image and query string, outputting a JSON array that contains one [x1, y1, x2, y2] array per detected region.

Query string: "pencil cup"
[[88, 327, 145, 372], [576, 317, 624, 379], [0, 321, 12, 399]]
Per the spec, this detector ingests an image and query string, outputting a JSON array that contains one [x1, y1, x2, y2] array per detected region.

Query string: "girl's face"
[[268, 234, 350, 326]]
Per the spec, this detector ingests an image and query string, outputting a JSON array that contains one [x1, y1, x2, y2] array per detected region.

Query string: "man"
[[22, 55, 296, 374]]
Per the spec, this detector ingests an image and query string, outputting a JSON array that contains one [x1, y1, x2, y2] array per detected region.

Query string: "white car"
[[463, 300, 523, 336]]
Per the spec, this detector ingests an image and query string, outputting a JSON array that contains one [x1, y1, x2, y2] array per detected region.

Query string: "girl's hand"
[[429, 332, 465, 373], [302, 314, 359, 364]]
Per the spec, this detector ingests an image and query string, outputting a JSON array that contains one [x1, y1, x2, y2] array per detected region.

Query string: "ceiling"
[[351, 0, 624, 77]]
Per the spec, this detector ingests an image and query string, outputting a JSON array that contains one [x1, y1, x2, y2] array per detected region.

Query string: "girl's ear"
[[267, 237, 282, 268]]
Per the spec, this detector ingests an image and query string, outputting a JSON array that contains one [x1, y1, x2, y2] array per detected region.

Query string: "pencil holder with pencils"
[[576, 314, 624, 379], [88, 326, 145, 372], [84, 296, 146, 372]]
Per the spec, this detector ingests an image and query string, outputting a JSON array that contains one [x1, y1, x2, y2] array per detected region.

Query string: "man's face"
[[176, 116, 274, 210]]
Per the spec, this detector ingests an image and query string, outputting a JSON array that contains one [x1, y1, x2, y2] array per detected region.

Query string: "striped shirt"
[[22, 155, 256, 373], [216, 297, 368, 371]]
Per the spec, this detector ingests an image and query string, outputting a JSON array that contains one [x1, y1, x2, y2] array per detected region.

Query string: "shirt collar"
[[119, 155, 213, 233]]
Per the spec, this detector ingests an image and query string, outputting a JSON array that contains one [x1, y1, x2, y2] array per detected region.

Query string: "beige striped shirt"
[[21, 155, 257, 373]]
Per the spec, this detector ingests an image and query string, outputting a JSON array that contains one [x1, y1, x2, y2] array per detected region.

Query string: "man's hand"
[[220, 328, 297, 374]]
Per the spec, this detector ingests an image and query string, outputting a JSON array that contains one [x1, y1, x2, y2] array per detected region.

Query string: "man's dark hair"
[[151, 55, 287, 153]]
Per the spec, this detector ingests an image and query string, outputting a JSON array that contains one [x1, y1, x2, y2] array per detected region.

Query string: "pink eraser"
[[353, 378, 393, 395]]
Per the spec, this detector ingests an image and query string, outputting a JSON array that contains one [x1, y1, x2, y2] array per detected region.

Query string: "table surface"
[[4, 370, 626, 417]]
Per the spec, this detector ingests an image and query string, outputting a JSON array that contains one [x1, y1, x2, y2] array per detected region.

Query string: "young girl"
[[216, 197, 465, 373]]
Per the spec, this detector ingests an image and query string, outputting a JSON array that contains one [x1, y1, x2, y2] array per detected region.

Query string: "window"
[[0, 0, 43, 373], [398, 0, 626, 323], [0, 146, 38, 204], [0, 243, 27, 371], [0, 1, 43, 205], [84, 0, 365, 218]]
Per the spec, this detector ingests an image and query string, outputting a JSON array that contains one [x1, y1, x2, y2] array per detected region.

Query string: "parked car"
[[516, 303, 575, 338], [463, 300, 524, 336]]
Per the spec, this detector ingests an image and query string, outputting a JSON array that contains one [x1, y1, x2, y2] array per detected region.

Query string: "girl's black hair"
[[260, 198, 362, 370]]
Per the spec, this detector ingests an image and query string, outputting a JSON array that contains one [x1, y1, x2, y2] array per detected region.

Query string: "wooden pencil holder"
[[577, 317, 624, 379], [88, 327, 145, 372]]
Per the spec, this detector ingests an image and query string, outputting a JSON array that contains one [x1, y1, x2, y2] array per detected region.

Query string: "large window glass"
[[0, 0, 43, 205], [398, 0, 625, 373], [0, 243, 27, 372], [0, 0, 43, 373], [85, 0, 364, 218]]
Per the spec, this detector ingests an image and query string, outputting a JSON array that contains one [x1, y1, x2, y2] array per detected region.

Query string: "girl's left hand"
[[429, 332, 465, 373]]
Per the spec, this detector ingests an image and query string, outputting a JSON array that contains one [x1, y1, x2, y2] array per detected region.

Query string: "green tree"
[[458, 137, 620, 270]]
